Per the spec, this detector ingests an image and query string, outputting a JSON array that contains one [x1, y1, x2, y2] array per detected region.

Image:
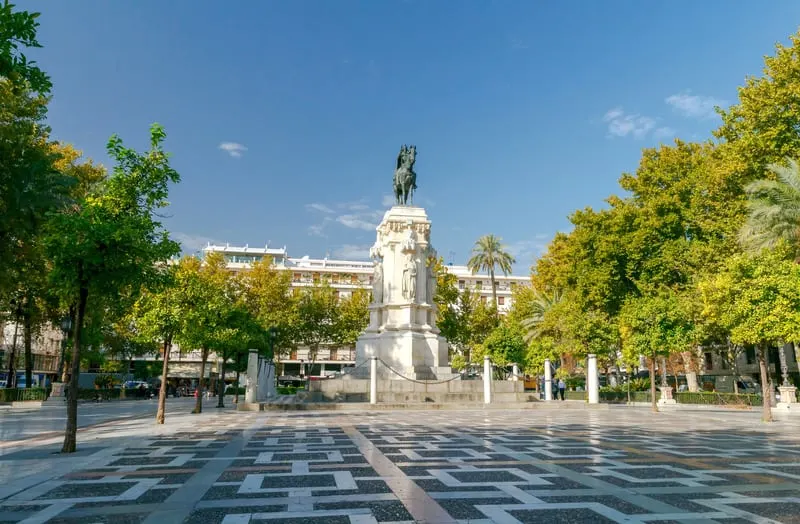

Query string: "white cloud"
[[665, 92, 727, 120], [308, 217, 332, 237], [306, 203, 335, 214], [172, 232, 220, 253], [218, 142, 247, 158], [332, 244, 372, 260], [381, 194, 395, 207], [336, 213, 379, 231], [603, 107, 656, 139], [652, 127, 676, 140], [344, 203, 370, 211], [506, 237, 550, 268]]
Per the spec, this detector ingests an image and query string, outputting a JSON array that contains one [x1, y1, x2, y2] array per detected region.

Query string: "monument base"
[[355, 330, 453, 380]]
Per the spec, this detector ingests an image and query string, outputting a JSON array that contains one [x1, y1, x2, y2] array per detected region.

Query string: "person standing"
[[558, 378, 566, 401]]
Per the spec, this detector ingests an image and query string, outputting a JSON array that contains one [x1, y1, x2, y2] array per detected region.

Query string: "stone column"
[[370, 356, 378, 405], [587, 354, 599, 404], [512, 363, 520, 381], [544, 358, 553, 401], [245, 349, 258, 404], [483, 356, 492, 404]]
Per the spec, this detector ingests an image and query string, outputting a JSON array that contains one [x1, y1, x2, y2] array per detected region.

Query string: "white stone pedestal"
[[658, 386, 677, 405], [776, 386, 798, 412], [355, 206, 452, 380]]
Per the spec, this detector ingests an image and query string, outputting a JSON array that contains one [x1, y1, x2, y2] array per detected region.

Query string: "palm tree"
[[739, 158, 800, 260], [521, 287, 562, 343], [467, 235, 515, 314]]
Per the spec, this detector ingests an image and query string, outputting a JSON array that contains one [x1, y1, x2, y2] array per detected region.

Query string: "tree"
[[480, 321, 527, 372], [131, 263, 185, 424], [619, 292, 694, 413], [0, 1, 52, 94], [467, 234, 515, 313], [333, 289, 369, 347], [176, 253, 229, 415], [294, 282, 338, 375], [237, 258, 294, 359], [699, 248, 800, 422], [44, 124, 180, 452], [739, 158, 800, 381]]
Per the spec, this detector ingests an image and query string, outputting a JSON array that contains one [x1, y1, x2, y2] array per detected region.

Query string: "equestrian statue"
[[393, 145, 417, 206]]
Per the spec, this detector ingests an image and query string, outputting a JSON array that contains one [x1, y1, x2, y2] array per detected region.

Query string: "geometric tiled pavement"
[[2, 408, 800, 523]]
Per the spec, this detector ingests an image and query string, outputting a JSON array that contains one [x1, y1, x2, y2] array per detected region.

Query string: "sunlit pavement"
[[1, 403, 799, 523]]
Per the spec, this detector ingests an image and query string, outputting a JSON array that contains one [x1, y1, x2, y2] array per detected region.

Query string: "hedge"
[[0, 387, 48, 402], [675, 391, 762, 407], [277, 385, 305, 395]]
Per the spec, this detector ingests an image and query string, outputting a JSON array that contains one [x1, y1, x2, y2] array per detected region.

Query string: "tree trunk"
[[23, 301, 32, 388], [233, 352, 241, 404], [62, 285, 88, 453], [217, 354, 226, 408], [60, 306, 75, 383], [682, 350, 699, 392], [489, 267, 497, 315], [156, 336, 172, 424], [234, 367, 240, 404], [5, 313, 20, 389], [757, 344, 773, 422], [193, 347, 209, 414], [650, 352, 658, 413]]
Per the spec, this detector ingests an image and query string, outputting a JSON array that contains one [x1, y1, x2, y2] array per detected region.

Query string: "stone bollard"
[[483, 356, 492, 404], [776, 385, 798, 412], [658, 386, 676, 405], [245, 349, 258, 405], [512, 363, 520, 381], [370, 356, 378, 405], [544, 358, 553, 401], [587, 354, 599, 404]]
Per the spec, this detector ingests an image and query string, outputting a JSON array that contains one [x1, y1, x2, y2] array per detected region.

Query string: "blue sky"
[[23, 1, 800, 272]]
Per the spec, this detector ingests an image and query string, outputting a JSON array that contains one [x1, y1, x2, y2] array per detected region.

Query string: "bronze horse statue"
[[393, 145, 417, 206]]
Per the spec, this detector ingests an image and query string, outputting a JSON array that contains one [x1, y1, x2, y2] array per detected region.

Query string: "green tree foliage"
[[333, 289, 369, 347], [293, 282, 338, 367], [0, 1, 51, 93], [715, 31, 800, 180], [131, 263, 188, 423], [237, 258, 294, 358], [619, 292, 694, 412], [479, 321, 527, 369], [45, 124, 180, 452], [175, 253, 228, 414], [740, 158, 800, 260], [467, 234, 515, 313], [699, 247, 800, 421]]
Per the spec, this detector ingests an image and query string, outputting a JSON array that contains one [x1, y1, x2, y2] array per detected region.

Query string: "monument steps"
[[239, 399, 611, 411]]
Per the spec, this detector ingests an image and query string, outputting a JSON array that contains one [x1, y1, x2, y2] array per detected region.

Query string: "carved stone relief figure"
[[372, 259, 383, 303], [402, 254, 417, 301]]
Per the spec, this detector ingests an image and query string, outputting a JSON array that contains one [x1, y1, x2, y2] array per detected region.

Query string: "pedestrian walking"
[[558, 378, 566, 401]]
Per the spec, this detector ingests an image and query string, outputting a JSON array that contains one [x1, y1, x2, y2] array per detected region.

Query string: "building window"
[[498, 297, 505, 306], [704, 352, 713, 371], [745, 347, 756, 365], [480, 296, 487, 303], [458, 280, 465, 290], [293, 273, 301, 282], [476, 281, 482, 290]]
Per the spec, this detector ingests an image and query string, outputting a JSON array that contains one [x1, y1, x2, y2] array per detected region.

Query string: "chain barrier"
[[337, 358, 369, 377], [376, 358, 467, 385]]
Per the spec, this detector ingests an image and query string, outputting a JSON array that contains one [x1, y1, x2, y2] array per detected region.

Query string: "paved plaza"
[[1, 403, 800, 523]]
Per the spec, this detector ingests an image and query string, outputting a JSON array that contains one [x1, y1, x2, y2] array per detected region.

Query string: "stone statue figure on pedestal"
[[426, 246, 438, 304], [393, 145, 417, 206], [402, 254, 417, 301], [372, 260, 383, 303]]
